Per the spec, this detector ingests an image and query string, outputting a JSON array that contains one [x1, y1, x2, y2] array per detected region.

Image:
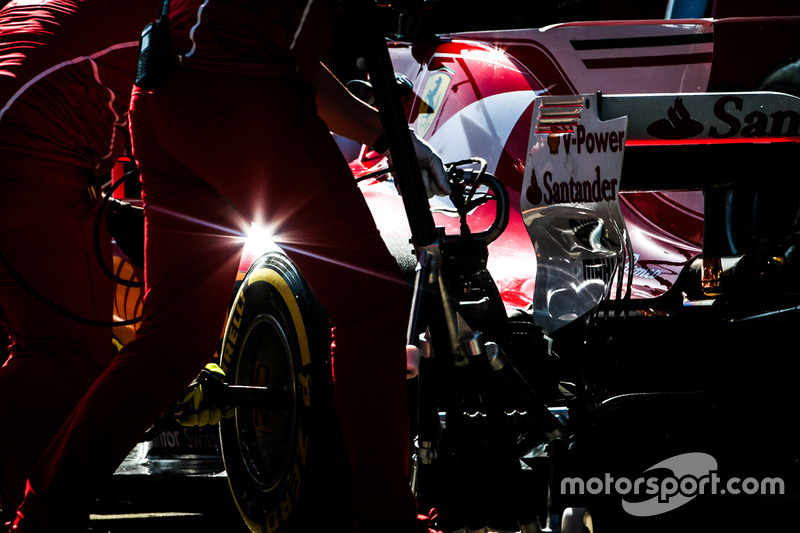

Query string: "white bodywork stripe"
[[426, 89, 542, 174]]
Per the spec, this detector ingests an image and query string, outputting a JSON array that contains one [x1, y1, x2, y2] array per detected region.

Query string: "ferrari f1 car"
[[107, 1, 800, 532]]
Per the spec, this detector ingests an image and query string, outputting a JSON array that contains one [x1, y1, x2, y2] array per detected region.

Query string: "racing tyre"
[[219, 252, 351, 533]]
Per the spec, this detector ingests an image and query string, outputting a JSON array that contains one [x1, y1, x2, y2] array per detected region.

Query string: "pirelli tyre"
[[219, 252, 351, 533]]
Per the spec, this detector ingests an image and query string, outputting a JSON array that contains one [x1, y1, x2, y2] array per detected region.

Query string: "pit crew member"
[[10, 0, 450, 532], [0, 0, 157, 526]]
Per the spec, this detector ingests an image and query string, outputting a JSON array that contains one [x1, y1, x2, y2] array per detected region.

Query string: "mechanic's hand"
[[174, 363, 234, 427], [387, 130, 451, 198]]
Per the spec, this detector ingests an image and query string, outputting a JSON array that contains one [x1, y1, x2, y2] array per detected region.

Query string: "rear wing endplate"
[[521, 90, 800, 333]]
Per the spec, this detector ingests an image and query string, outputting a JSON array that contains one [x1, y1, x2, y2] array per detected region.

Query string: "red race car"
[[104, 1, 800, 532]]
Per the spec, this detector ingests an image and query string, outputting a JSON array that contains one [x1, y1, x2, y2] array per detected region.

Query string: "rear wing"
[[522, 91, 800, 332], [535, 91, 800, 191]]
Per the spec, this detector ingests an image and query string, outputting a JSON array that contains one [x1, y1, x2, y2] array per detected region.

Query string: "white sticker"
[[521, 94, 629, 333]]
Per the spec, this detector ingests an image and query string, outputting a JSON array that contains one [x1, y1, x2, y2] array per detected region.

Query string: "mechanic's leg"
[[13, 99, 245, 531], [0, 156, 113, 514], [16, 69, 416, 531], [267, 129, 417, 532], [136, 70, 417, 531]]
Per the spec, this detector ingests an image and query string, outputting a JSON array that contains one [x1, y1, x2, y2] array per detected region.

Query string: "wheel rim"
[[233, 313, 298, 491]]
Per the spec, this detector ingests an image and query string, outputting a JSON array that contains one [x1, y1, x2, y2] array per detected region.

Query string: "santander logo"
[[646, 97, 704, 140], [645, 94, 800, 141]]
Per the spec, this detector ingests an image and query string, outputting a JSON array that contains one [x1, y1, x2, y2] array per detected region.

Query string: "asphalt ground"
[[89, 473, 249, 533]]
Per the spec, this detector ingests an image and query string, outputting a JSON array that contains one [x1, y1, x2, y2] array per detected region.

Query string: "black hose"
[[93, 172, 145, 288], [0, 172, 143, 327]]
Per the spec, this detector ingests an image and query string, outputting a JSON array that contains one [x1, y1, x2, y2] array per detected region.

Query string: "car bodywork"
[[105, 5, 800, 526], [358, 13, 800, 308]]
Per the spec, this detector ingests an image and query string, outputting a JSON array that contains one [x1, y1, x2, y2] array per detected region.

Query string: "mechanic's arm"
[[307, 62, 450, 197], [308, 61, 383, 147]]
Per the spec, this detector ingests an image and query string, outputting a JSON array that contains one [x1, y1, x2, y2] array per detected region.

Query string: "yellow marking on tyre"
[[223, 260, 317, 533], [247, 268, 312, 368], [221, 290, 246, 372]]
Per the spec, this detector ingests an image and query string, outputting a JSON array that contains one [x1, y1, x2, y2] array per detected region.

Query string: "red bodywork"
[[348, 14, 800, 308], [104, 2, 800, 476], [112, 11, 800, 328]]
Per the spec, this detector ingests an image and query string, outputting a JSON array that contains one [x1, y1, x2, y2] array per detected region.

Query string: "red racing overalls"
[[14, 1, 418, 531], [0, 0, 159, 519]]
